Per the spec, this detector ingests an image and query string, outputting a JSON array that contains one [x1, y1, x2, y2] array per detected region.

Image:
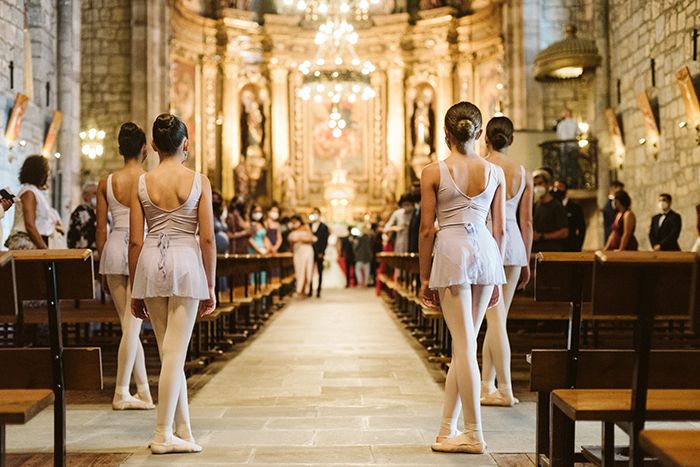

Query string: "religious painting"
[[4, 93, 29, 145], [42, 111, 62, 157], [308, 99, 367, 180], [170, 59, 197, 164], [676, 66, 700, 124]]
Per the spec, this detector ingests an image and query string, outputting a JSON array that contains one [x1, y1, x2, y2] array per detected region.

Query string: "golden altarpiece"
[[169, 0, 506, 217]]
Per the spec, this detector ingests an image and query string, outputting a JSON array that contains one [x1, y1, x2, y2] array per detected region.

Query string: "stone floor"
[[9, 288, 689, 466]]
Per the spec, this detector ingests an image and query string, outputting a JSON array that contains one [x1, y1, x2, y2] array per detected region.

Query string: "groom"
[[309, 207, 329, 298]]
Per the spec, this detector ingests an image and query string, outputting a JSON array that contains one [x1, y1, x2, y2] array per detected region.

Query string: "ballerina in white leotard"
[[479, 116, 534, 407], [419, 102, 507, 454], [130, 114, 216, 454], [96, 122, 154, 411]]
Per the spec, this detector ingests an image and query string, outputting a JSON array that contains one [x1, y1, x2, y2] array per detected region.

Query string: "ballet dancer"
[[480, 116, 533, 407], [96, 122, 154, 410], [129, 114, 216, 454], [419, 102, 506, 454]]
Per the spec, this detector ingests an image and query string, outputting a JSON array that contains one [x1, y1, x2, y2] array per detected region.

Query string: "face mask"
[[309, 214, 319, 222], [658, 201, 669, 212], [608, 194, 615, 200], [269, 211, 279, 220], [89, 197, 96, 208], [533, 185, 547, 199], [252, 212, 263, 221]]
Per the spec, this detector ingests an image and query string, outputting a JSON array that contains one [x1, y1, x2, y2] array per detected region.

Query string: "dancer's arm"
[[418, 163, 439, 309], [517, 170, 534, 288], [129, 179, 147, 319], [95, 177, 108, 259], [197, 175, 217, 317], [490, 169, 507, 258]]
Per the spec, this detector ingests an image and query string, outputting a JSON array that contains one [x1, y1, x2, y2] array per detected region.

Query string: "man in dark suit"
[[553, 180, 586, 251], [649, 193, 682, 251], [309, 207, 329, 298], [602, 180, 624, 243]]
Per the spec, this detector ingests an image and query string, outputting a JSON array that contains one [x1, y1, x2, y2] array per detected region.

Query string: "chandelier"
[[279, 0, 379, 23], [80, 127, 105, 159], [295, 0, 377, 111]]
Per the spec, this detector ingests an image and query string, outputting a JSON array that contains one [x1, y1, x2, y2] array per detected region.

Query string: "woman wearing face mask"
[[265, 204, 283, 254], [6, 155, 53, 250], [67, 182, 98, 250], [479, 116, 533, 407], [248, 204, 271, 255], [419, 101, 507, 454], [603, 189, 638, 251], [384, 194, 415, 254], [96, 122, 154, 411], [129, 113, 216, 454], [287, 214, 316, 297]]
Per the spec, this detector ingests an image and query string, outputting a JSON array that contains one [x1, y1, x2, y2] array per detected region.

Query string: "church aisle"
[[8, 289, 546, 466]]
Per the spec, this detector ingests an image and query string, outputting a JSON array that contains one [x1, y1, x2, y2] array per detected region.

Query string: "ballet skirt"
[[131, 174, 209, 300], [99, 174, 130, 276], [429, 161, 507, 289], [503, 166, 528, 267]]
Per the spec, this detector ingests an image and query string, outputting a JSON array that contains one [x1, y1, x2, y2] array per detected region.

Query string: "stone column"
[[269, 65, 290, 203], [201, 57, 219, 182], [56, 0, 81, 218], [221, 61, 240, 200], [386, 64, 406, 195], [435, 62, 453, 160]]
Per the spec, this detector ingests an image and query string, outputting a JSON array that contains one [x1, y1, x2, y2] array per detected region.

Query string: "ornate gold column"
[[222, 60, 240, 199], [435, 62, 453, 160], [386, 64, 406, 195], [201, 56, 218, 179], [269, 65, 290, 203]]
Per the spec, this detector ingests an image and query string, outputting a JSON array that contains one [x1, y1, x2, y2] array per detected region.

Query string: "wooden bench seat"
[[639, 429, 700, 467], [0, 389, 54, 425], [552, 389, 700, 421]]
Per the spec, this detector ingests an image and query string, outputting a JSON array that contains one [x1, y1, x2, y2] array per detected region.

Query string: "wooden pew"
[[639, 429, 700, 467], [549, 251, 700, 467], [5, 249, 98, 467]]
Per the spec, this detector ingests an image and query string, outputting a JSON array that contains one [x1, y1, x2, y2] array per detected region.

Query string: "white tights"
[[106, 275, 150, 399], [144, 296, 198, 442], [437, 284, 493, 439], [481, 266, 521, 395]]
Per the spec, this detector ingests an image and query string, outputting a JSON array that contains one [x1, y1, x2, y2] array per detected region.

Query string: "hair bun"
[[444, 102, 482, 149]]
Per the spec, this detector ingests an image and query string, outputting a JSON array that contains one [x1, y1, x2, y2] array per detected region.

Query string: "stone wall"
[[0, 0, 76, 241], [80, 0, 132, 176], [607, 0, 700, 250]]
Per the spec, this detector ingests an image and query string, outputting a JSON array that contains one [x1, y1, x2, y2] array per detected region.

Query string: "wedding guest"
[[287, 214, 316, 297], [309, 207, 329, 298], [532, 169, 568, 252], [553, 180, 586, 251], [602, 180, 624, 241], [226, 196, 251, 254], [604, 189, 638, 251], [265, 203, 283, 253], [67, 182, 98, 250], [649, 193, 681, 251], [6, 155, 53, 250]]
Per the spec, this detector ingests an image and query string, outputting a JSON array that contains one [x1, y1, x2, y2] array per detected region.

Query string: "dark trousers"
[[309, 255, 324, 297]]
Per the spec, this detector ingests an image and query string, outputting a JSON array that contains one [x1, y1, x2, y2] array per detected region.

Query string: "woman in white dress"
[[6, 155, 53, 250], [287, 214, 316, 297], [479, 116, 533, 407], [96, 122, 154, 410], [129, 114, 216, 454], [419, 102, 506, 454]]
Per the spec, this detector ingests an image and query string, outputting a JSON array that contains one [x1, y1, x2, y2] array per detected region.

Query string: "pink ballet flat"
[[480, 390, 519, 407], [431, 433, 487, 454], [150, 435, 202, 454], [112, 395, 155, 410], [435, 431, 462, 443]]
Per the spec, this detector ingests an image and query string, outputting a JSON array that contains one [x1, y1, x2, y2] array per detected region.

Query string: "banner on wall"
[[42, 111, 63, 157], [4, 93, 29, 146]]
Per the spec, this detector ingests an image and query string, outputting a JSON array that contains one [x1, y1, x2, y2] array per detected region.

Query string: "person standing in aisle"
[[130, 114, 216, 454], [648, 193, 681, 251], [309, 207, 329, 298], [96, 122, 154, 411]]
